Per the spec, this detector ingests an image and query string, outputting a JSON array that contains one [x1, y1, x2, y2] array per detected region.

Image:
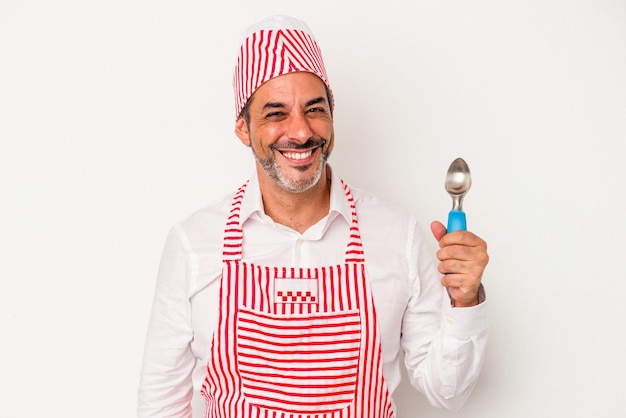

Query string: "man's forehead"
[[250, 72, 328, 106]]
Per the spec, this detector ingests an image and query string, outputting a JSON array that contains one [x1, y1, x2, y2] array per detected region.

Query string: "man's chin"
[[278, 169, 325, 193]]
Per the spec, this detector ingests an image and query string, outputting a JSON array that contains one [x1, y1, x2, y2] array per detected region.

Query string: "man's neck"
[[258, 168, 331, 234]]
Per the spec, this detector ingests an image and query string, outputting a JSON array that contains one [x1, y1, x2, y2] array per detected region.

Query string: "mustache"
[[270, 138, 327, 150]]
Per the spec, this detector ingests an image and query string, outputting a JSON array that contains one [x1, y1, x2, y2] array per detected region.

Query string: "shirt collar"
[[238, 164, 353, 227]]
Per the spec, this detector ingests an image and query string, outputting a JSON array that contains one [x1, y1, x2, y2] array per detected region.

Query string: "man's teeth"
[[282, 150, 313, 160]]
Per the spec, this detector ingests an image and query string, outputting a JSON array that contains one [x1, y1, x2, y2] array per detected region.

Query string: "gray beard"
[[251, 140, 329, 193]]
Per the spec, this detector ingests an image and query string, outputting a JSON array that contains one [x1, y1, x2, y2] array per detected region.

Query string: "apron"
[[201, 180, 395, 418]]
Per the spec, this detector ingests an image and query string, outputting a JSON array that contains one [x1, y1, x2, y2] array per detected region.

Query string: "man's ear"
[[234, 116, 251, 147]]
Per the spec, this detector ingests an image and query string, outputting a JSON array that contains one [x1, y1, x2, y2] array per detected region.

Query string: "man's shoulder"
[[346, 184, 423, 245], [173, 189, 238, 242], [347, 185, 426, 261], [349, 185, 414, 220]]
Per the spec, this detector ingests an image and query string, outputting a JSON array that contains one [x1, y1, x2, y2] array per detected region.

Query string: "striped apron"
[[201, 181, 395, 418]]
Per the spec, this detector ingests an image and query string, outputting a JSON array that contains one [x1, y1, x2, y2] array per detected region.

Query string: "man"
[[138, 15, 489, 418]]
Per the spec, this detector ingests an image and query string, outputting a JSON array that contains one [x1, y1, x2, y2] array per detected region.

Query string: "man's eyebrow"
[[261, 97, 327, 112], [262, 102, 285, 111], [306, 97, 327, 107]]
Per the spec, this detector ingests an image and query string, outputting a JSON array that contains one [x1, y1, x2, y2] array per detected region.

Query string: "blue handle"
[[447, 210, 467, 233]]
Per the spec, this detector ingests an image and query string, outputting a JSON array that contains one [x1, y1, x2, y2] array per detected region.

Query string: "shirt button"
[[446, 315, 455, 325]]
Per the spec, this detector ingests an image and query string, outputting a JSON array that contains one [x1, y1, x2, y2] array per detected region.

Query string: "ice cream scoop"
[[445, 157, 472, 232]]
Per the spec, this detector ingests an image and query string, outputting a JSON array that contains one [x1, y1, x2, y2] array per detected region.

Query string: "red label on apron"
[[274, 278, 318, 303]]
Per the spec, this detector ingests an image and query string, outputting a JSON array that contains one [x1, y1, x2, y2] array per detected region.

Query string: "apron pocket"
[[236, 307, 361, 414]]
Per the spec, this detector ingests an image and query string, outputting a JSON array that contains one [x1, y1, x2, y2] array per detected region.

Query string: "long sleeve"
[[138, 225, 197, 418], [401, 219, 488, 411]]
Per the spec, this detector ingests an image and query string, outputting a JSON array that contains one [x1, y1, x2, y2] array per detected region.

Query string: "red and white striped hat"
[[233, 15, 333, 118]]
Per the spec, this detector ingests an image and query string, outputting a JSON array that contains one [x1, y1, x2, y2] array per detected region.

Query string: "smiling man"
[[138, 15, 490, 418], [237, 71, 334, 232]]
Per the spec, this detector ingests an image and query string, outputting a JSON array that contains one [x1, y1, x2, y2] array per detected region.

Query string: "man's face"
[[235, 72, 334, 193]]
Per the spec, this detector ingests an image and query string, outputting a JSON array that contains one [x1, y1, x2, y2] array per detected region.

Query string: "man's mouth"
[[273, 139, 326, 163], [281, 150, 314, 160]]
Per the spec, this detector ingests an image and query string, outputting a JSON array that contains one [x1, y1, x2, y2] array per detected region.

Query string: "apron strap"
[[341, 180, 365, 263], [221, 182, 247, 261]]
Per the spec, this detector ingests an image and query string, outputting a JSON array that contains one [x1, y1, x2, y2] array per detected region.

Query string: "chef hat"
[[233, 15, 333, 118]]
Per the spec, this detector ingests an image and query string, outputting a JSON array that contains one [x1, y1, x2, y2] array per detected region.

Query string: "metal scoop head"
[[445, 157, 472, 211]]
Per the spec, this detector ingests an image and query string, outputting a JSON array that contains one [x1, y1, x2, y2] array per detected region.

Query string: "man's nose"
[[285, 112, 313, 142]]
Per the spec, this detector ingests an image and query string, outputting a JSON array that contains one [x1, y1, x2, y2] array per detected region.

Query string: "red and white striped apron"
[[201, 180, 395, 418]]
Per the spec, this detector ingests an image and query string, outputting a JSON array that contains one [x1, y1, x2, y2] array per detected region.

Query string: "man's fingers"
[[441, 273, 461, 288], [438, 245, 489, 265], [433, 227, 489, 307], [438, 230, 487, 248], [430, 221, 447, 243]]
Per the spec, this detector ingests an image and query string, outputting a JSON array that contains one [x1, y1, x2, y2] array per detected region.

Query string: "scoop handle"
[[447, 210, 467, 233]]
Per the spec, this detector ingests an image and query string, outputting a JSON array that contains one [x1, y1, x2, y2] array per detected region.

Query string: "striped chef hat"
[[233, 15, 333, 118]]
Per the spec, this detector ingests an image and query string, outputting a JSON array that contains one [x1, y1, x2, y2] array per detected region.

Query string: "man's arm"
[[138, 225, 196, 418], [401, 221, 489, 411]]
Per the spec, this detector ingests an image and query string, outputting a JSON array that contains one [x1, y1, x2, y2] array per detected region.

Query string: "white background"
[[1, 1, 625, 417]]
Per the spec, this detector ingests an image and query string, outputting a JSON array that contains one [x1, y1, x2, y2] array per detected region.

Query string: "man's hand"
[[430, 221, 489, 307]]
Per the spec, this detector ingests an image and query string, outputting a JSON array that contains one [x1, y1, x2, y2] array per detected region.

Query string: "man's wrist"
[[450, 284, 486, 308]]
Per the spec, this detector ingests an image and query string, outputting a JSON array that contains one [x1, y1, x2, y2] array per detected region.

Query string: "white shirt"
[[138, 167, 488, 417]]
